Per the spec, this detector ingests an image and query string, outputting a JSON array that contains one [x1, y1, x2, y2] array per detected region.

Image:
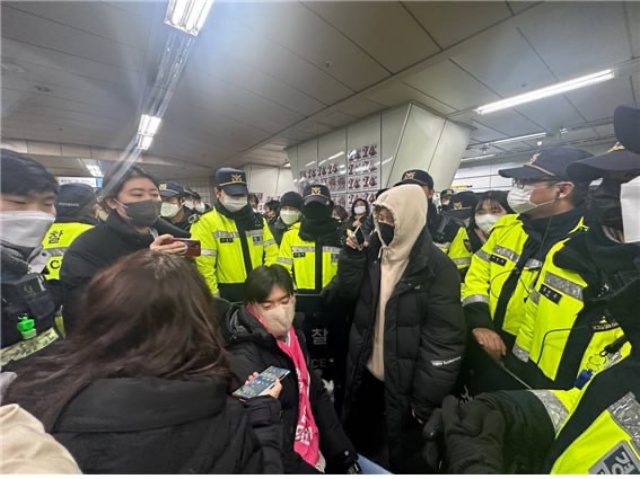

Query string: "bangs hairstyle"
[[102, 164, 158, 202], [6, 250, 234, 430], [474, 190, 514, 216], [1, 149, 58, 196], [244, 264, 294, 304]]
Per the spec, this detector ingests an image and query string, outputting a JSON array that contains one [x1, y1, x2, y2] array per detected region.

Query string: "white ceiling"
[[2, 1, 639, 179]]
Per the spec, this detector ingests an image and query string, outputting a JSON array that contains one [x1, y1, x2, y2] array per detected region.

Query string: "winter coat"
[[334, 187, 465, 471], [59, 212, 189, 333], [222, 303, 357, 474], [14, 376, 284, 474]]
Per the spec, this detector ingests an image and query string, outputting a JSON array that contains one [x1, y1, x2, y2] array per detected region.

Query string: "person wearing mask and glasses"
[[270, 192, 303, 246], [190, 168, 278, 301], [59, 164, 189, 334], [0, 150, 62, 371], [447, 190, 512, 281], [159, 182, 199, 232], [462, 148, 592, 373]]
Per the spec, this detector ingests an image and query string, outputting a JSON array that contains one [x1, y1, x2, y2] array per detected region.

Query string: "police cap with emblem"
[[303, 184, 332, 207], [159, 181, 185, 198], [395, 169, 434, 189], [499, 147, 593, 181], [567, 142, 640, 182], [214, 167, 248, 196]]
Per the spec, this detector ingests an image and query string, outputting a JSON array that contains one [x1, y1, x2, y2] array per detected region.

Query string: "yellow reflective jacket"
[[190, 208, 278, 300], [276, 223, 341, 292], [511, 235, 627, 389], [462, 213, 585, 343], [42, 221, 95, 280], [448, 227, 472, 272]]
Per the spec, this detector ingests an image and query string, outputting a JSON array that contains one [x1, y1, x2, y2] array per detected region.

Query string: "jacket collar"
[[224, 303, 303, 347]]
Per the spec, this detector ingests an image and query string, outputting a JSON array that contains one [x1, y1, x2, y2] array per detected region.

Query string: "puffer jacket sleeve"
[[334, 246, 367, 302], [411, 248, 466, 421], [309, 369, 357, 472], [240, 397, 285, 474]]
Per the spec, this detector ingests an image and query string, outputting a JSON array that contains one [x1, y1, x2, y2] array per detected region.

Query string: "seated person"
[[222, 264, 359, 474], [5, 251, 283, 474]]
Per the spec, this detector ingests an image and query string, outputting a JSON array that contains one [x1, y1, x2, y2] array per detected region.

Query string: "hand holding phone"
[[233, 366, 290, 400], [347, 226, 367, 250], [175, 239, 201, 257]]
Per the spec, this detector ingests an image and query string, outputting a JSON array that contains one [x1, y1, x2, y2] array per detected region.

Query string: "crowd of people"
[[1, 102, 640, 474]]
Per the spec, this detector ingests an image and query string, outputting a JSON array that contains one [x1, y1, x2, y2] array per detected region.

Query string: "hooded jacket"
[[222, 303, 357, 474], [335, 184, 466, 471]]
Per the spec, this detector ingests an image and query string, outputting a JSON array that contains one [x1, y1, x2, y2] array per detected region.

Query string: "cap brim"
[[615, 103, 640, 154], [221, 184, 248, 196], [303, 195, 331, 206], [567, 150, 640, 182], [160, 190, 178, 198], [498, 165, 551, 180], [395, 179, 426, 187]]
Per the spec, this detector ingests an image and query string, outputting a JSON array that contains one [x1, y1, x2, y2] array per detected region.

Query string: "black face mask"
[[589, 179, 623, 230], [303, 202, 332, 220], [378, 222, 395, 246], [120, 199, 161, 227]]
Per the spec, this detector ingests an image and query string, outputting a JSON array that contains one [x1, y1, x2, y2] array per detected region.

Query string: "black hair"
[[470, 190, 513, 229], [333, 205, 349, 223], [350, 197, 370, 217], [102, 164, 158, 202], [568, 181, 589, 206], [1, 149, 58, 196], [265, 200, 280, 212], [193, 192, 202, 201], [244, 265, 294, 303], [248, 193, 259, 205]]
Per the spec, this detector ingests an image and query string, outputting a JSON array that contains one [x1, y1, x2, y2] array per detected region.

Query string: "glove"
[[422, 396, 506, 474]]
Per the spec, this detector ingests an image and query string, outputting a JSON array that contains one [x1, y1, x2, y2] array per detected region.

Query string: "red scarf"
[[248, 306, 320, 468]]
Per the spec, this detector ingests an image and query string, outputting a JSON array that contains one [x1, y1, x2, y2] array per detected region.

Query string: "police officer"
[[439, 188, 455, 213], [507, 142, 640, 390], [432, 190, 478, 250], [277, 184, 346, 404], [190, 168, 278, 301], [270, 191, 303, 245], [42, 184, 98, 282], [1, 149, 61, 370], [462, 148, 592, 367], [422, 105, 640, 474], [396, 169, 441, 239], [159, 182, 199, 232]]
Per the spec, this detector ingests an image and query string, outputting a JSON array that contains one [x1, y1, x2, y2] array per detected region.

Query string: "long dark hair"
[[7, 250, 234, 430], [350, 197, 370, 218]]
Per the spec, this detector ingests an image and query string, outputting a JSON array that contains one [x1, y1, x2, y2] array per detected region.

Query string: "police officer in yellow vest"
[[190, 167, 278, 302], [422, 106, 640, 473], [506, 142, 640, 390], [42, 184, 98, 281], [462, 148, 592, 364]]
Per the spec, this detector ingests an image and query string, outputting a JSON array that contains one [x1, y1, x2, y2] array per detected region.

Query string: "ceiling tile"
[[565, 77, 633, 122], [404, 1, 512, 49], [404, 60, 500, 110], [367, 82, 456, 115], [518, 2, 631, 78], [475, 110, 543, 137], [560, 127, 598, 143], [336, 97, 386, 118], [514, 96, 584, 131], [213, 1, 390, 91], [508, 2, 540, 14], [466, 119, 507, 143], [303, 1, 440, 73], [451, 28, 555, 97]]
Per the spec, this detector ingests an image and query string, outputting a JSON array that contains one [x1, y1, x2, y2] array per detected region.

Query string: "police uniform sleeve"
[[262, 218, 278, 266], [189, 215, 219, 296], [276, 230, 294, 277], [462, 233, 495, 331]]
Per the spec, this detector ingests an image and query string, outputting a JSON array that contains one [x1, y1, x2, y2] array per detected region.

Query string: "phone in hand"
[[232, 366, 290, 399], [353, 226, 366, 246], [175, 238, 201, 257]]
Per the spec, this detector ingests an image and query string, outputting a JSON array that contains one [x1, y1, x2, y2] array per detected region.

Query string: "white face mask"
[[161, 202, 180, 218], [221, 195, 248, 213], [280, 210, 301, 226], [475, 214, 501, 235], [621, 176, 640, 244], [0, 211, 55, 249], [194, 203, 205, 213], [259, 302, 295, 337], [354, 205, 367, 215], [507, 183, 556, 214], [183, 200, 194, 210]]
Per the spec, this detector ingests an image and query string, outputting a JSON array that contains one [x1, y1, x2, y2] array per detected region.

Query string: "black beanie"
[[280, 191, 303, 210], [56, 183, 96, 218]]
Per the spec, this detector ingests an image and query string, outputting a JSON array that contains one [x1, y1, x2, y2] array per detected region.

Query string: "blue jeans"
[[358, 455, 391, 474]]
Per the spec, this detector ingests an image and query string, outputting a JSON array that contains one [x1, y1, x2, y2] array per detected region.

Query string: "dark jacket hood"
[[224, 303, 304, 347]]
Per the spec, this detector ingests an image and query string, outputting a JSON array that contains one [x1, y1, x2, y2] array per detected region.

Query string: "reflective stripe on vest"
[[201, 248, 217, 257], [0, 327, 59, 367], [277, 256, 293, 265], [462, 294, 490, 307], [544, 271, 584, 301], [512, 343, 530, 363], [214, 231, 239, 239], [452, 257, 471, 267], [530, 390, 570, 433], [476, 249, 491, 262], [609, 392, 640, 452], [494, 245, 520, 263]]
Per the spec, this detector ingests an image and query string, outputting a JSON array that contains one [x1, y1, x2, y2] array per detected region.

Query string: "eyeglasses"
[[512, 178, 559, 189]]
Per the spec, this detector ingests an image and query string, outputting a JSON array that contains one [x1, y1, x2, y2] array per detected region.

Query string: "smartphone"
[[233, 366, 291, 399], [176, 238, 201, 257], [353, 225, 366, 246]]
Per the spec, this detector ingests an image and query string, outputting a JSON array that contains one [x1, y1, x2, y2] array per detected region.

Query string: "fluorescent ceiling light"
[[283, 163, 291, 168], [136, 135, 154, 151], [328, 151, 345, 161], [475, 69, 614, 115], [461, 154, 495, 162], [491, 132, 546, 145], [80, 159, 103, 177], [165, 0, 215, 36], [138, 114, 162, 136]]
